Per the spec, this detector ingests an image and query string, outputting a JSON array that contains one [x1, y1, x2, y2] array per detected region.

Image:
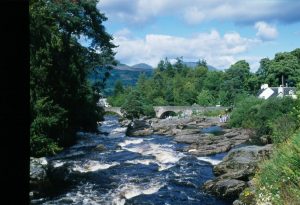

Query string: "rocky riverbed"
[[123, 116, 253, 156], [120, 116, 273, 203], [30, 115, 273, 204]]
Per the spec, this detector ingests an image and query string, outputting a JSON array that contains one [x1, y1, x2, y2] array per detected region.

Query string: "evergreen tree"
[[30, 0, 116, 156]]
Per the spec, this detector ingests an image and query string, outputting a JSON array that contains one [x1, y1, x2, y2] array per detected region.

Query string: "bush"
[[229, 96, 263, 128], [120, 90, 144, 119], [202, 109, 224, 117], [269, 115, 298, 143], [30, 97, 67, 156], [229, 96, 298, 143], [30, 134, 62, 157], [254, 132, 300, 205], [142, 104, 156, 118]]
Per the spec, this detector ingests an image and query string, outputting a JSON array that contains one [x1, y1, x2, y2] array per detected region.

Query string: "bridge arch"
[[103, 107, 123, 117], [104, 110, 122, 117], [159, 111, 177, 119]]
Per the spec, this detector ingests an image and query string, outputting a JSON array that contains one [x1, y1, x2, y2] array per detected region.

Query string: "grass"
[[253, 131, 300, 205]]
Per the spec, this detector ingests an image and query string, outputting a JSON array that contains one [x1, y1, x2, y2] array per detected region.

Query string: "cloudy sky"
[[97, 0, 300, 72]]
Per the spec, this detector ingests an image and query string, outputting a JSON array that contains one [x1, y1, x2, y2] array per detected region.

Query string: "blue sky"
[[96, 0, 300, 72]]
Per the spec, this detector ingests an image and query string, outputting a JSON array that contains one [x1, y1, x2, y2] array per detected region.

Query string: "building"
[[258, 84, 297, 99]]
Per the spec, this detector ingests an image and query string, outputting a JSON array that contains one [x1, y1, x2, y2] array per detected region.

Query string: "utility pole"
[[281, 75, 284, 87]]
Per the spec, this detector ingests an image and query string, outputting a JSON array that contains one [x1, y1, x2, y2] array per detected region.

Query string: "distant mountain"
[[182, 61, 217, 71], [103, 69, 153, 95], [95, 62, 153, 96], [113, 63, 153, 71], [92, 61, 219, 96], [131, 63, 153, 70]]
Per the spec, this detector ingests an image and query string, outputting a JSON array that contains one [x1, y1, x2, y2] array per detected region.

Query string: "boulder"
[[126, 119, 153, 136], [47, 162, 78, 186], [203, 179, 246, 199], [30, 157, 49, 187], [94, 144, 106, 152], [202, 144, 273, 201], [213, 144, 273, 178], [30, 157, 52, 198]]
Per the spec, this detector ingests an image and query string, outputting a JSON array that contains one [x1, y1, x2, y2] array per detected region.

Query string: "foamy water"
[[197, 156, 222, 165], [109, 179, 165, 205], [121, 141, 185, 171], [31, 116, 229, 205], [111, 127, 127, 134], [118, 139, 144, 147], [72, 160, 120, 173], [125, 159, 157, 166]]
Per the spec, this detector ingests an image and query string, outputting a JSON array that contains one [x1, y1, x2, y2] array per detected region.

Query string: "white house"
[[258, 84, 297, 99]]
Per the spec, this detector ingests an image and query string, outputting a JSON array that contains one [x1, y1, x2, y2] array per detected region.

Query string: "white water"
[[118, 139, 144, 147], [125, 159, 157, 166], [109, 179, 165, 205], [72, 160, 120, 173], [32, 116, 229, 205], [111, 127, 127, 135], [197, 156, 222, 165], [52, 160, 65, 168], [121, 141, 185, 171]]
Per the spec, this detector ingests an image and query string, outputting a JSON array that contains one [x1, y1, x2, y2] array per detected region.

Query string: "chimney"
[[261, 84, 269, 90], [278, 85, 284, 96]]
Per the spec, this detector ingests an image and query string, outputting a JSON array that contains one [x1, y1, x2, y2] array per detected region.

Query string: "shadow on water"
[[201, 126, 225, 136]]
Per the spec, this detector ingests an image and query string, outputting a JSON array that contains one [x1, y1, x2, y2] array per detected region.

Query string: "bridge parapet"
[[154, 106, 227, 118], [104, 106, 227, 118], [104, 107, 123, 116]]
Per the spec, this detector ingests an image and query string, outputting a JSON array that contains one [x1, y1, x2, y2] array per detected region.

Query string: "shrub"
[[254, 132, 300, 205], [229, 96, 298, 143], [30, 134, 62, 157], [30, 97, 68, 156], [269, 115, 298, 143]]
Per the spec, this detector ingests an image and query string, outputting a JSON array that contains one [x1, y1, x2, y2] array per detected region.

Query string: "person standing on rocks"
[[219, 114, 222, 122]]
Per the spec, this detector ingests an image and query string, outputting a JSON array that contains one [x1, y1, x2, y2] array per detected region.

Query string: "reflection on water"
[[201, 126, 225, 136]]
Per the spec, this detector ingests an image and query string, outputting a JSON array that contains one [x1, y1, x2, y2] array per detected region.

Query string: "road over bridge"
[[104, 106, 227, 118]]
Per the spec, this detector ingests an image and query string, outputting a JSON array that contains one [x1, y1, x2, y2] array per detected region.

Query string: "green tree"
[[268, 52, 300, 87], [30, 0, 115, 156], [114, 80, 124, 95], [257, 50, 300, 87], [120, 90, 143, 119], [196, 90, 214, 106]]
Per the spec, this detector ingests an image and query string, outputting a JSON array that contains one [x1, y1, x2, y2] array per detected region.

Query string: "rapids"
[[30, 115, 232, 205]]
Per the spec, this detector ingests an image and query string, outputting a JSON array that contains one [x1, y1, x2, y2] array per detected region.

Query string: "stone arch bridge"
[[104, 106, 227, 119]]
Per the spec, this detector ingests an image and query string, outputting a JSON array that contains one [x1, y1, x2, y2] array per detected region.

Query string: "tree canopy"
[[108, 48, 300, 116], [30, 0, 116, 156]]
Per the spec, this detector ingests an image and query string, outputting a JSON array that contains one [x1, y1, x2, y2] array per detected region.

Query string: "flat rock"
[[202, 144, 273, 201], [203, 179, 246, 199], [213, 144, 273, 177]]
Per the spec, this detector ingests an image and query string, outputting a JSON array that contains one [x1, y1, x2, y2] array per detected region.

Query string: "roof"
[[257, 87, 296, 99]]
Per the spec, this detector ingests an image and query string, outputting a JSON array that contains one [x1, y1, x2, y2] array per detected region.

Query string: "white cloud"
[[99, 0, 300, 26], [114, 28, 132, 38], [112, 29, 261, 70], [99, 0, 173, 25], [255, 21, 278, 41], [184, 7, 205, 25]]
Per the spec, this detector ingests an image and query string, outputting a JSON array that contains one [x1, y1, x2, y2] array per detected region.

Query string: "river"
[[31, 115, 232, 205]]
